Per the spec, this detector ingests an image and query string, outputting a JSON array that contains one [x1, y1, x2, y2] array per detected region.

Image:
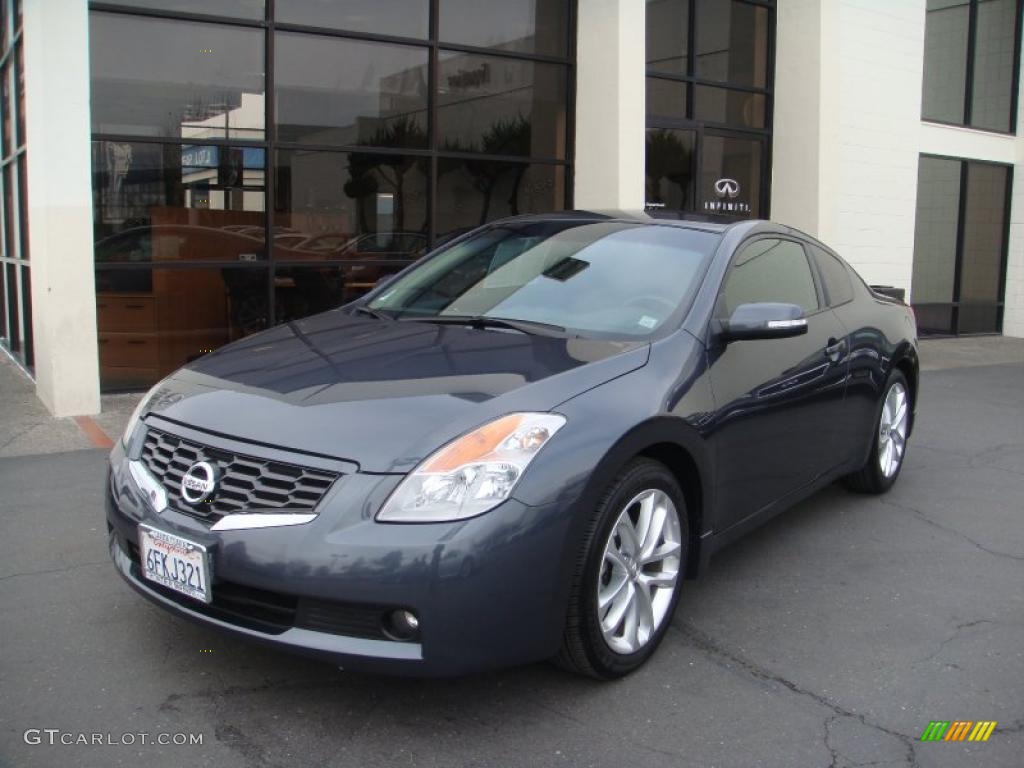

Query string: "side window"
[[810, 245, 855, 306], [721, 238, 820, 315]]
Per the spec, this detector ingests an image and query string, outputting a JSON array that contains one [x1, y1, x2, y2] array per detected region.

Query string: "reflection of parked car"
[[95, 225, 264, 264], [334, 232, 428, 297], [292, 232, 353, 253]]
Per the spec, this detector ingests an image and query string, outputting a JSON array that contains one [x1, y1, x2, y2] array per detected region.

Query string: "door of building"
[[645, 120, 768, 220]]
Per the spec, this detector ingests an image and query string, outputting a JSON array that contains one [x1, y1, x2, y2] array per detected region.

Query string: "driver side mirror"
[[721, 302, 808, 341]]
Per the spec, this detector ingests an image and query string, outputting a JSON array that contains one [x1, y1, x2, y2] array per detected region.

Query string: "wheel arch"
[[891, 343, 920, 435], [575, 417, 714, 583]]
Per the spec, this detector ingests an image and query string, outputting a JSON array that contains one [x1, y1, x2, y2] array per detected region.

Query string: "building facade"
[[2, 0, 1023, 416]]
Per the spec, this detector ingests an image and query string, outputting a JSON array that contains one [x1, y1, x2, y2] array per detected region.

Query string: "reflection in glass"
[[92, 141, 267, 263], [646, 77, 688, 122], [695, 0, 769, 89], [437, 52, 566, 159], [275, 265, 388, 321], [95, 266, 270, 390], [645, 128, 695, 212], [90, 13, 265, 140], [693, 85, 766, 129], [436, 159, 564, 237], [275, 33, 428, 148], [646, 0, 689, 74], [276, 0, 429, 39], [100, 0, 265, 19], [970, 0, 1017, 132], [439, 0, 568, 57], [274, 149, 428, 261], [959, 162, 1008, 332], [699, 134, 762, 218], [911, 157, 959, 333], [922, 0, 969, 124]]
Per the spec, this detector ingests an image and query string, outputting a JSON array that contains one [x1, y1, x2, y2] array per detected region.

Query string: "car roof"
[[490, 209, 777, 235]]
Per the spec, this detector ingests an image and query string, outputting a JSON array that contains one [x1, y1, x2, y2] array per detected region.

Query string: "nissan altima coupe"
[[106, 212, 919, 678]]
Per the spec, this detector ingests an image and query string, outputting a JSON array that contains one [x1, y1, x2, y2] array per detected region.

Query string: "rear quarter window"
[[810, 245, 855, 306]]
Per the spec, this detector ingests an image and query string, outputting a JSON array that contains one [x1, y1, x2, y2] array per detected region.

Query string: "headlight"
[[377, 412, 566, 523], [122, 383, 163, 446]]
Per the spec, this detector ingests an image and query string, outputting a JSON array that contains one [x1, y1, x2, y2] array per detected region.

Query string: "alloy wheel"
[[878, 381, 909, 478], [596, 489, 682, 655]]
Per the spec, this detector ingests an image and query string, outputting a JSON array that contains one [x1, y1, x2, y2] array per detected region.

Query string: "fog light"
[[384, 609, 420, 641]]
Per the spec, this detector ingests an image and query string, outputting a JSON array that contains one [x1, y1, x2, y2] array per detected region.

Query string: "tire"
[[555, 458, 689, 679], [843, 370, 911, 494]]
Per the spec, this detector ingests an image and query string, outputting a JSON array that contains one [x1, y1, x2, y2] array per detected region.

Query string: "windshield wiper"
[[351, 305, 392, 321], [402, 315, 569, 337]]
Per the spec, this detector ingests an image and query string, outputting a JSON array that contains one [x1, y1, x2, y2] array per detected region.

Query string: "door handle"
[[825, 337, 845, 363]]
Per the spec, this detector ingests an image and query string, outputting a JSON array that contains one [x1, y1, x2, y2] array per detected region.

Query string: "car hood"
[[144, 311, 649, 473]]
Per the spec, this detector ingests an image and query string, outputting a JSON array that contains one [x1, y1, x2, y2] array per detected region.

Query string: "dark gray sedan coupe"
[[106, 212, 918, 678]]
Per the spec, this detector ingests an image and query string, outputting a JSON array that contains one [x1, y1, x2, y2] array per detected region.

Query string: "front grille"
[[140, 427, 339, 522]]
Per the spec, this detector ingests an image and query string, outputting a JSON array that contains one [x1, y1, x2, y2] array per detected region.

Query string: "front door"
[[706, 237, 851, 529], [645, 122, 767, 220]]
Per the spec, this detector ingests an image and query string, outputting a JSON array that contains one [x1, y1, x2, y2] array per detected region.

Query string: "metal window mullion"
[[265, 0, 276, 331], [964, 0, 978, 126], [687, 0, 697, 118], [428, 0, 439, 246], [952, 160, 969, 334]]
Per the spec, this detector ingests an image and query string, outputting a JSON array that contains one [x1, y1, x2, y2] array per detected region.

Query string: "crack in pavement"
[[670, 623, 919, 768], [915, 619, 995, 664], [0, 559, 108, 582], [878, 498, 1024, 562]]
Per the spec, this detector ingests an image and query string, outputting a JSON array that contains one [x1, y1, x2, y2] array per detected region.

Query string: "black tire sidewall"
[[578, 460, 689, 678]]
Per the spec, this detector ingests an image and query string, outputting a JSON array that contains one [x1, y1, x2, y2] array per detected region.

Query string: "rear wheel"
[[844, 370, 911, 494], [555, 458, 688, 679]]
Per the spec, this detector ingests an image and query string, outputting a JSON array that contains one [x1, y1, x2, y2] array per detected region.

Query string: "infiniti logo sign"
[[181, 461, 218, 505], [714, 178, 740, 199]]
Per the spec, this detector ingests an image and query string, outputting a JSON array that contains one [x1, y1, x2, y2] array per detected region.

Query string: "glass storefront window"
[[90, 13, 265, 140], [274, 149, 428, 261], [699, 135, 763, 218], [438, 0, 568, 57], [922, 0, 1020, 132], [646, 0, 689, 75], [92, 141, 267, 264], [970, 0, 1017, 132], [911, 156, 1010, 335], [693, 85, 766, 129], [436, 160, 565, 239], [100, 0, 265, 20], [694, 0, 769, 89], [646, 77, 688, 122], [96, 266, 270, 390], [90, 3, 571, 391], [437, 52, 567, 160], [276, 0, 429, 39], [645, 1, 773, 220], [645, 128, 696, 213], [274, 32, 428, 148]]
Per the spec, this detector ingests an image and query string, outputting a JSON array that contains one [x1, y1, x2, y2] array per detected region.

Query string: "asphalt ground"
[[0, 354, 1022, 767]]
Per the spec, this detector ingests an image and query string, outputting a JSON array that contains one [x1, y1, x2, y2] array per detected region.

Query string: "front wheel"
[[555, 459, 688, 679], [844, 370, 911, 494]]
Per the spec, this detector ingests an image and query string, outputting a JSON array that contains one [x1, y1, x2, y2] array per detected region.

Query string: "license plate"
[[138, 525, 211, 604]]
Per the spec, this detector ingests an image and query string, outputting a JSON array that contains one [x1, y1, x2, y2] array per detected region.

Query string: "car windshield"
[[366, 220, 720, 338]]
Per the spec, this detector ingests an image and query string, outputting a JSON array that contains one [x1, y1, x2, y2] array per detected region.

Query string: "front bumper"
[[106, 439, 576, 677]]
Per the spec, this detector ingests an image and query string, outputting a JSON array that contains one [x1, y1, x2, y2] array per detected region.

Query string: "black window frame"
[[88, 0, 577, 389], [921, 0, 1024, 135], [0, 0, 30, 373]]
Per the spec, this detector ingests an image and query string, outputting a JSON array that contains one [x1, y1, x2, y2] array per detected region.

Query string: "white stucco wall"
[[24, 0, 100, 415]]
